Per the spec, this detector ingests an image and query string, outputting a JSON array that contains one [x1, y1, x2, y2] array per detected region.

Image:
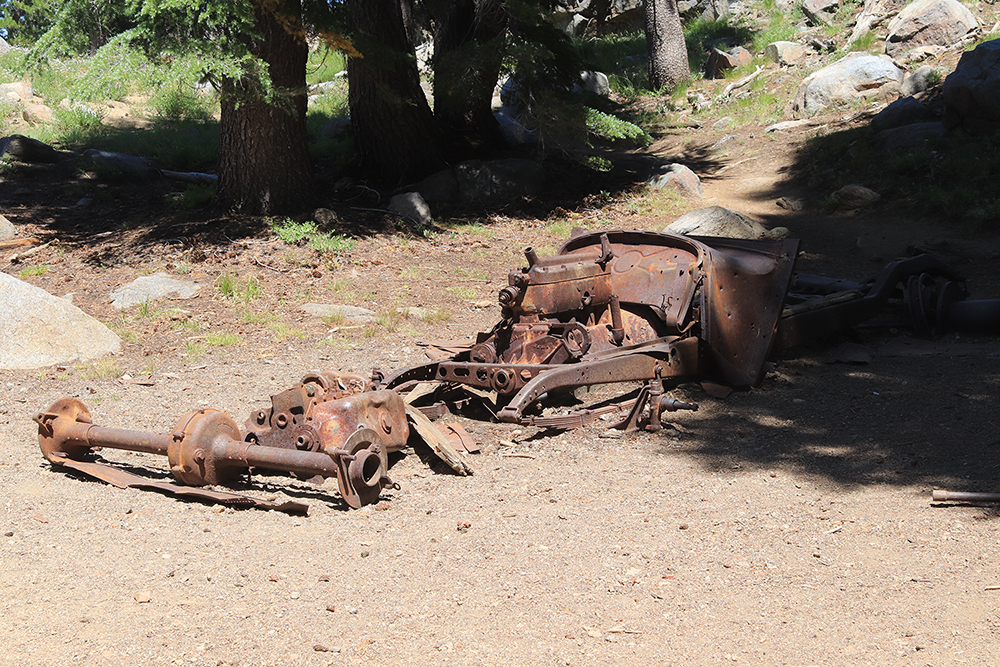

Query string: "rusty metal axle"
[[35, 376, 411, 509]]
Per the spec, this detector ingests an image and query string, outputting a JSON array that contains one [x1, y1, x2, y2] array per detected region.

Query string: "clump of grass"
[[216, 274, 262, 304], [268, 322, 306, 341], [107, 316, 141, 344], [322, 311, 347, 327], [171, 318, 202, 332], [308, 233, 356, 255], [134, 299, 159, 321], [422, 309, 451, 324], [446, 286, 478, 300], [169, 183, 216, 209], [376, 308, 404, 332], [240, 309, 278, 325], [17, 265, 48, 278], [452, 267, 489, 281], [183, 341, 206, 359], [204, 332, 243, 346], [80, 358, 122, 380], [150, 85, 214, 123]]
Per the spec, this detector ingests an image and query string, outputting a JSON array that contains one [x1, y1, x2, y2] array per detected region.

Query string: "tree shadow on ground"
[[650, 330, 1000, 511]]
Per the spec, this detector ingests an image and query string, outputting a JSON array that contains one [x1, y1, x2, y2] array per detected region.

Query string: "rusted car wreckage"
[[35, 230, 1000, 510]]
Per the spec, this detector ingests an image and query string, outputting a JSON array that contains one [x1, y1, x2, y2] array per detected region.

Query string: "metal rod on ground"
[[932, 489, 1000, 503]]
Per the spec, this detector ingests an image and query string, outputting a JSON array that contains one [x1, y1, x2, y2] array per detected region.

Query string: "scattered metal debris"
[[35, 230, 1000, 509]]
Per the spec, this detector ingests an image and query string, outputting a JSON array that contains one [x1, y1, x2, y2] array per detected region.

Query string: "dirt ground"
[[3, 110, 1000, 667]]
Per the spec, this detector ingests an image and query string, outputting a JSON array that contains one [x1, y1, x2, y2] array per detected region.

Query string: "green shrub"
[[585, 107, 652, 146]]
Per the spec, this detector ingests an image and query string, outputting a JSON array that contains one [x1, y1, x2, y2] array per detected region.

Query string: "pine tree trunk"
[[217, 0, 312, 215], [346, 0, 444, 185], [644, 0, 690, 92], [433, 0, 507, 152]]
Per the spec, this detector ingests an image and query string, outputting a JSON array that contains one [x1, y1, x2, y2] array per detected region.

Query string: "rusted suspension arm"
[[497, 337, 700, 424]]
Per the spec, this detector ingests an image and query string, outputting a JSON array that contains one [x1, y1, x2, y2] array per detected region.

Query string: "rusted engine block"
[[382, 229, 1000, 429]]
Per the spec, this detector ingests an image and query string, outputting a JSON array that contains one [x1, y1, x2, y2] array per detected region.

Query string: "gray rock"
[[309, 81, 342, 95], [301, 303, 376, 324], [0, 273, 121, 370], [83, 149, 160, 180], [901, 65, 944, 96], [494, 109, 539, 147], [1, 134, 62, 163], [388, 192, 432, 226], [802, 0, 840, 25], [0, 214, 15, 241], [876, 120, 948, 151], [499, 76, 525, 113], [794, 54, 903, 114], [942, 39, 1000, 135], [317, 117, 352, 140], [414, 169, 460, 203], [663, 206, 788, 240], [0, 36, 10, 55], [832, 184, 881, 208], [576, 71, 611, 97], [649, 164, 703, 199], [110, 273, 202, 309], [455, 159, 545, 201], [765, 41, 806, 66], [677, 0, 729, 21], [705, 47, 750, 79], [886, 0, 977, 59], [871, 96, 937, 131], [313, 208, 338, 225]]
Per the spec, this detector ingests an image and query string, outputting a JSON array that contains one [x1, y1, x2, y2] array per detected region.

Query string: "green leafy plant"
[[272, 218, 318, 244]]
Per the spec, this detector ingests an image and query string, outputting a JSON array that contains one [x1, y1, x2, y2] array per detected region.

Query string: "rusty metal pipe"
[[524, 247, 539, 267], [213, 439, 341, 478], [932, 489, 1000, 503], [77, 425, 171, 456]]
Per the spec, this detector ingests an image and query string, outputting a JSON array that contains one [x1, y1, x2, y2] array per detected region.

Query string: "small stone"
[[134, 590, 151, 603], [679, 523, 689, 530], [349, 607, 359, 614], [360, 550, 370, 558], [290, 591, 301, 599], [326, 604, 336, 612], [313, 644, 330, 652]]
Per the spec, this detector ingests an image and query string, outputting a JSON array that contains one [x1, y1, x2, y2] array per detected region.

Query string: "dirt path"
[[4, 126, 1000, 666]]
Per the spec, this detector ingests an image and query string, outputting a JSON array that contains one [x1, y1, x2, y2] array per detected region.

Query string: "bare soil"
[[3, 109, 1000, 667]]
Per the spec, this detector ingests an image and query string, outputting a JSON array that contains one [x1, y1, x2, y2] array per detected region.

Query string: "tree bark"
[[433, 0, 507, 152], [345, 0, 444, 185], [644, 0, 689, 92], [217, 0, 312, 215]]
